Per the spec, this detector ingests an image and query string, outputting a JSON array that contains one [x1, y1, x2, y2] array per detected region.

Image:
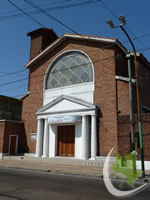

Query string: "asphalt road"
[[0, 168, 149, 200]]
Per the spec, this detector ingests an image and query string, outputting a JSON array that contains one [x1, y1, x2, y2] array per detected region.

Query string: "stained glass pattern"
[[46, 51, 93, 89]]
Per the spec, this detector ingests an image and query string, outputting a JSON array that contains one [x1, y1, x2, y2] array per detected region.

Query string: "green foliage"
[[111, 152, 141, 187]]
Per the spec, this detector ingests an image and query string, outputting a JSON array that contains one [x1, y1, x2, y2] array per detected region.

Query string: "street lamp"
[[106, 16, 145, 178]]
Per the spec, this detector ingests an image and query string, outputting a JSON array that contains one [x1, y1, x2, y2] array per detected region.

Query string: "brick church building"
[[0, 28, 150, 161]]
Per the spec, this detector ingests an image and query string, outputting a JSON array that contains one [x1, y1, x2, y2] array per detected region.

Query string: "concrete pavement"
[[0, 156, 150, 183], [0, 158, 103, 177]]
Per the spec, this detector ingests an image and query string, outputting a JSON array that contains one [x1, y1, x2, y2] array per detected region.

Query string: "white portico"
[[35, 49, 97, 159], [35, 95, 97, 160]]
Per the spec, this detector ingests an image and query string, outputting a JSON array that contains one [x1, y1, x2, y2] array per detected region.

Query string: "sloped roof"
[[25, 33, 127, 68]]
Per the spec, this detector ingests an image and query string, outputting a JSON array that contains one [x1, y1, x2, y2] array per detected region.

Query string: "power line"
[[0, 77, 28, 87], [2, 1, 149, 98], [1, 0, 99, 21], [0, 69, 27, 78], [1, 44, 150, 92], [23, 0, 118, 61], [0, 84, 27, 93], [1, 39, 150, 86], [3, 0, 150, 88], [97, 0, 146, 50], [6, 0, 150, 49], [4, 0, 70, 16], [8, 0, 103, 56], [1, 35, 150, 80], [8, 0, 45, 27], [3, 0, 150, 46], [24, 0, 79, 35], [0, 51, 127, 88]]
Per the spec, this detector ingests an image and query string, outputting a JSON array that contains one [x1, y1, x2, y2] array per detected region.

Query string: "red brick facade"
[[118, 114, 150, 160], [22, 38, 118, 154], [0, 121, 27, 154]]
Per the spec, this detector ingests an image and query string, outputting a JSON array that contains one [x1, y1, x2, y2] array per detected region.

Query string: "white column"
[[91, 115, 97, 159], [36, 119, 43, 157], [81, 115, 88, 159], [42, 118, 49, 157], [49, 125, 57, 157]]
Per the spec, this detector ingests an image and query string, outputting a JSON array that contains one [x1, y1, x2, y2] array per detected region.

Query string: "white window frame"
[[44, 49, 95, 90]]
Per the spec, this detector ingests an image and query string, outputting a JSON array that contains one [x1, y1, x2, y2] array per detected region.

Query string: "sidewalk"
[[0, 159, 103, 177], [0, 157, 150, 183]]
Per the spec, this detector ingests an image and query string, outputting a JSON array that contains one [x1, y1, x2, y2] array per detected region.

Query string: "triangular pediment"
[[36, 95, 96, 115]]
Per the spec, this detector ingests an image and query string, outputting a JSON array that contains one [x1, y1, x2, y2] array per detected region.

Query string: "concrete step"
[[2, 155, 114, 167], [2, 156, 24, 160]]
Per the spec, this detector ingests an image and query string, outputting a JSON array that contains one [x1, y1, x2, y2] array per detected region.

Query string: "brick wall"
[[27, 28, 58, 60], [0, 121, 27, 154], [138, 58, 150, 110], [94, 48, 118, 155], [118, 113, 150, 160], [117, 80, 130, 115], [0, 122, 5, 153], [29, 35, 42, 60]]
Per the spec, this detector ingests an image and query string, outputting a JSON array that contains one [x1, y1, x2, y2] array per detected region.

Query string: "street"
[[0, 168, 149, 200]]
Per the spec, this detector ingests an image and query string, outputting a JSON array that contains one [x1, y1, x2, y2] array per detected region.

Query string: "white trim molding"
[[43, 49, 95, 91], [36, 95, 96, 116], [0, 153, 3, 160]]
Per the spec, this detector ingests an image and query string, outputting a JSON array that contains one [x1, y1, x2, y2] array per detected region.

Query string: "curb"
[[0, 165, 102, 178], [0, 165, 150, 184]]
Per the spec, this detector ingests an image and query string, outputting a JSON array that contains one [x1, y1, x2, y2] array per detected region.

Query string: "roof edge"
[[25, 33, 127, 68]]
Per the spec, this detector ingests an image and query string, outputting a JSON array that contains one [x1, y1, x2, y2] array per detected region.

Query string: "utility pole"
[[126, 52, 135, 152], [106, 16, 145, 178]]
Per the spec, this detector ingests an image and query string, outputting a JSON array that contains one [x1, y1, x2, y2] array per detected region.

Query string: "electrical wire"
[[24, 0, 120, 65], [0, 84, 27, 93], [8, 0, 103, 56], [97, 0, 147, 50], [1, 33, 150, 80], [6, 0, 150, 51], [2, 0, 150, 93], [24, 0, 150, 60], [8, 0, 45, 27], [3, 0, 150, 45], [5, 0, 71, 15], [1, 44, 150, 97], [3, 43, 145, 91], [0, 69, 27, 78], [2, 0, 99, 21], [1, 38, 150, 81], [24, 0, 78, 35]]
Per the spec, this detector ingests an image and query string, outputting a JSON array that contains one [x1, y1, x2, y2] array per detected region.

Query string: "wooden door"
[[9, 136, 17, 155], [58, 125, 75, 157]]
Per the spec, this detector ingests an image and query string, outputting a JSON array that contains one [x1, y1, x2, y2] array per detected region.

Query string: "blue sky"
[[0, 0, 150, 98]]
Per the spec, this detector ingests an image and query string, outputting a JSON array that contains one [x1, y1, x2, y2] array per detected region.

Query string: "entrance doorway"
[[57, 125, 75, 157], [9, 135, 18, 155]]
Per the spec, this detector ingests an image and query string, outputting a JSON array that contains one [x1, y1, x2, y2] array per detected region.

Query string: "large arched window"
[[45, 51, 93, 89]]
